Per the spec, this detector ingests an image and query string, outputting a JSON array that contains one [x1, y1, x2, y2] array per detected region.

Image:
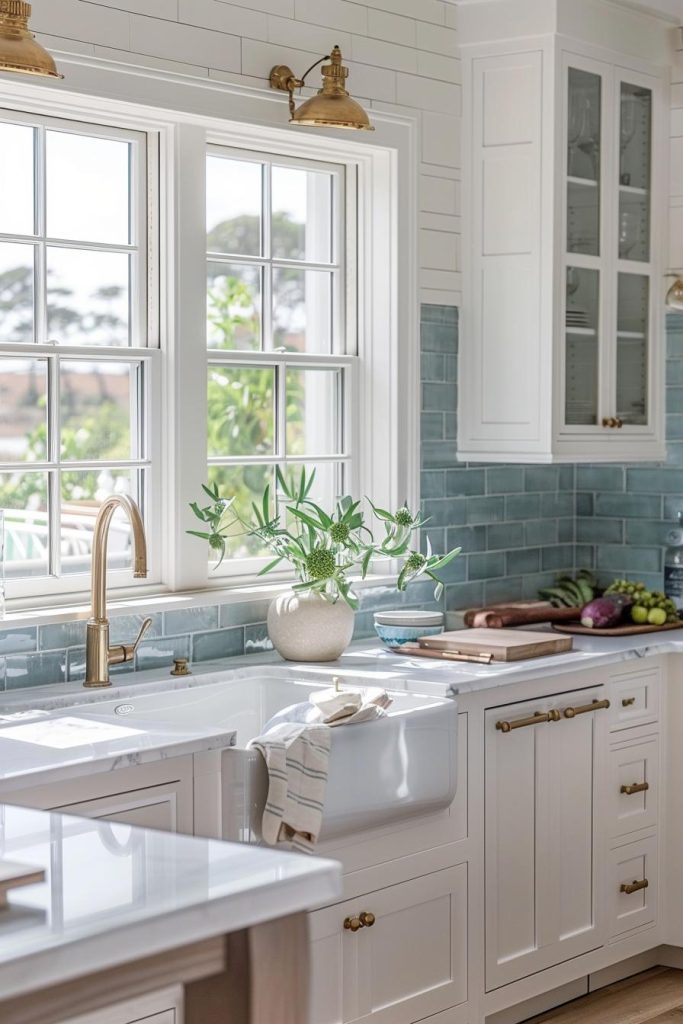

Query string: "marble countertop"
[[0, 703, 235, 793], [0, 803, 340, 1002]]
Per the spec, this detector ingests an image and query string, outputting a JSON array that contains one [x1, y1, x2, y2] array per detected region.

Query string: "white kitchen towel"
[[248, 721, 331, 854], [311, 685, 392, 726]]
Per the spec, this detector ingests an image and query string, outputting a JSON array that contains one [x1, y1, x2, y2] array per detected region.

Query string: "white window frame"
[[0, 56, 419, 613], [0, 108, 162, 600]]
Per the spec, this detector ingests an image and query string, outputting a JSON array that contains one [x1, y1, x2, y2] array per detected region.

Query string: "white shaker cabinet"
[[309, 865, 467, 1024], [484, 687, 609, 989], [458, 0, 670, 463]]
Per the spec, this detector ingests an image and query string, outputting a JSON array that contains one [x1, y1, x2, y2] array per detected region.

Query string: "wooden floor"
[[528, 968, 683, 1024]]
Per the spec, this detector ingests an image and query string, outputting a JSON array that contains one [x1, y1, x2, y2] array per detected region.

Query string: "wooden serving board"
[[552, 620, 683, 638], [420, 627, 573, 662], [0, 860, 45, 910]]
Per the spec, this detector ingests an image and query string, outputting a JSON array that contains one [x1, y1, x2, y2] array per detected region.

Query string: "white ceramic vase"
[[267, 589, 355, 663]]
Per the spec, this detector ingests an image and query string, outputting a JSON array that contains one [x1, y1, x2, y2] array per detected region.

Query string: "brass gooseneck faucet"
[[84, 494, 151, 688]]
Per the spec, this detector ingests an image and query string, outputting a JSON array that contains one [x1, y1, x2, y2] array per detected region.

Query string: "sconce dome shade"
[[0, 1, 62, 79], [666, 277, 683, 312], [290, 90, 373, 130]]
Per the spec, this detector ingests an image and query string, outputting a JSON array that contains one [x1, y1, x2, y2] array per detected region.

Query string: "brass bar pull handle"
[[496, 711, 551, 733], [563, 698, 610, 719], [620, 878, 649, 895], [622, 696, 636, 707], [621, 781, 650, 796]]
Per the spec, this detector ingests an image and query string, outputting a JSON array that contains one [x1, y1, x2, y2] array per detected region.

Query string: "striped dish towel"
[[248, 722, 331, 853]]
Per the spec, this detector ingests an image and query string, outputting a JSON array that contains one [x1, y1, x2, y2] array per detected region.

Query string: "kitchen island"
[[0, 802, 341, 1024]]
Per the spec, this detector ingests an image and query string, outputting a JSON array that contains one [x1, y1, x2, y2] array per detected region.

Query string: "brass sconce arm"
[[270, 56, 329, 118]]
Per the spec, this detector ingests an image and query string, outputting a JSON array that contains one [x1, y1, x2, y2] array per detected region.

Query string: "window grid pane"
[[0, 112, 150, 587], [205, 147, 348, 571]]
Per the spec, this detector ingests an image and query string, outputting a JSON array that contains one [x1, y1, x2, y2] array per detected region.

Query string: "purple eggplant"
[[580, 594, 631, 629]]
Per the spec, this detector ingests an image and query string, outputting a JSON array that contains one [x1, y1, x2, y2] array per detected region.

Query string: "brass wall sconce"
[[0, 1, 62, 79], [269, 45, 373, 131], [666, 274, 683, 312]]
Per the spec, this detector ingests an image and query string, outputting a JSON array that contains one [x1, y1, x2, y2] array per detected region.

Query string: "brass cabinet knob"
[[615, 417, 624, 428], [344, 911, 376, 932], [620, 878, 648, 895], [602, 416, 617, 428]]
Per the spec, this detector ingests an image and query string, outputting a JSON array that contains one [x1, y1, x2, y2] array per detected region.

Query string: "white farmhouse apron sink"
[[67, 672, 458, 842]]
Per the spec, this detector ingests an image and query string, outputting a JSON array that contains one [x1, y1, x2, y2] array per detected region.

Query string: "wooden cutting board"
[[419, 628, 573, 662], [0, 860, 45, 910]]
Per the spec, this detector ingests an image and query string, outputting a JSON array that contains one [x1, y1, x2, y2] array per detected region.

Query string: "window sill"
[[0, 574, 400, 631]]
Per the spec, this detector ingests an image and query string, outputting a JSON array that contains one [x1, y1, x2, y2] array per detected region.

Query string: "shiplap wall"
[[29, 0, 462, 308]]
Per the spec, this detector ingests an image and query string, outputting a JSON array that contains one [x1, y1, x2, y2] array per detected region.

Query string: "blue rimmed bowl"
[[374, 610, 444, 648]]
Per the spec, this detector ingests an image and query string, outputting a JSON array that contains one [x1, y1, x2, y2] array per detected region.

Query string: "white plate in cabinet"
[[608, 738, 659, 839], [608, 834, 658, 940], [308, 864, 467, 1024], [608, 670, 660, 732]]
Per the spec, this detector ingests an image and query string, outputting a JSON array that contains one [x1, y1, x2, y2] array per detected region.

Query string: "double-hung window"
[[205, 146, 355, 574], [0, 111, 156, 596]]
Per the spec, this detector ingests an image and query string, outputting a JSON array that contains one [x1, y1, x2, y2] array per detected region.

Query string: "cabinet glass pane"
[[565, 267, 599, 425], [619, 83, 651, 191], [567, 68, 601, 184], [568, 180, 599, 256], [616, 273, 649, 426]]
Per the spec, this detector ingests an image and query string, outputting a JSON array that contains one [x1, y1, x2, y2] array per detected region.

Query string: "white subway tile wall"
[[30, 0, 462, 307]]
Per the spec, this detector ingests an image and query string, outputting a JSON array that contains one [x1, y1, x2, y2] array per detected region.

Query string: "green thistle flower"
[[405, 551, 427, 572], [305, 547, 336, 580], [329, 522, 351, 544], [394, 507, 414, 527], [209, 533, 225, 552]]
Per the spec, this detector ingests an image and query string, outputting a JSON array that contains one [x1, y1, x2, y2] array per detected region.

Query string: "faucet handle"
[[111, 616, 153, 666]]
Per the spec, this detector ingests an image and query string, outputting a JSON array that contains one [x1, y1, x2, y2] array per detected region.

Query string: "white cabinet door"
[[53, 780, 193, 834], [309, 865, 467, 1024], [485, 688, 608, 989], [58, 986, 181, 1024]]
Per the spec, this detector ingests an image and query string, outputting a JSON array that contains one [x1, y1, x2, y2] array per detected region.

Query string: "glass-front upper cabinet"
[[563, 59, 658, 440]]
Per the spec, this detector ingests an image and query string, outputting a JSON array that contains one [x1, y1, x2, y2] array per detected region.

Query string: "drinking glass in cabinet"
[[567, 68, 601, 182], [565, 266, 599, 426], [616, 273, 649, 426]]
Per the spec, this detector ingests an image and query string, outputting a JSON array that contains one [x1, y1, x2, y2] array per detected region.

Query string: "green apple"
[[648, 607, 667, 626], [631, 605, 649, 625]]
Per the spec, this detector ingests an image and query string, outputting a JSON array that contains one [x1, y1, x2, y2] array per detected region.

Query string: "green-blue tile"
[[466, 496, 506, 525], [421, 412, 444, 441], [192, 627, 244, 663], [540, 492, 575, 518], [576, 466, 624, 491], [524, 466, 559, 491], [507, 548, 541, 575], [221, 600, 272, 628], [524, 519, 558, 547], [422, 382, 456, 414], [136, 634, 191, 671], [595, 493, 661, 519], [468, 551, 506, 580], [446, 468, 486, 497], [487, 523, 525, 550], [576, 492, 594, 516], [625, 520, 667, 546], [244, 623, 273, 654], [541, 545, 575, 571], [445, 581, 484, 611], [4, 651, 66, 689], [164, 605, 219, 635], [0, 627, 37, 656], [576, 518, 624, 544], [446, 525, 487, 553], [110, 613, 163, 645], [484, 577, 523, 604], [596, 546, 662, 574], [486, 466, 524, 494], [505, 494, 541, 520], [626, 468, 683, 494]]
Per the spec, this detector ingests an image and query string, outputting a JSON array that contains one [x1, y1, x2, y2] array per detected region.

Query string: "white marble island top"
[[0, 803, 341, 1002]]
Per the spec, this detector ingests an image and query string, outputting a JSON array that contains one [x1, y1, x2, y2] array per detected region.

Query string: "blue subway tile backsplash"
[[2, 304, 683, 692]]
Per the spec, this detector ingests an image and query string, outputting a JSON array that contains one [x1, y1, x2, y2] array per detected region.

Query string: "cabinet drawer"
[[608, 670, 660, 731], [608, 834, 658, 939], [608, 738, 659, 838], [309, 864, 467, 1024]]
